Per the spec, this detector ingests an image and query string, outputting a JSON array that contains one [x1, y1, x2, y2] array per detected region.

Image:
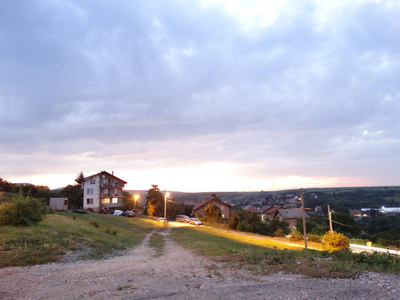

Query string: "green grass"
[[0, 212, 160, 267], [148, 231, 165, 257], [169, 227, 400, 278]]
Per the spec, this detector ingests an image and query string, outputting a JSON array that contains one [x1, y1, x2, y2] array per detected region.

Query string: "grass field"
[[0, 212, 162, 267], [2, 213, 400, 278], [169, 226, 400, 278]]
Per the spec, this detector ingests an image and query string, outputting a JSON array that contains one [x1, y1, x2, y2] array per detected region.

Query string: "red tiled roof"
[[83, 171, 127, 184], [264, 206, 285, 214]]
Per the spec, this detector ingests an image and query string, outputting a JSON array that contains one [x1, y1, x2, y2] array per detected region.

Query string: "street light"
[[133, 194, 140, 210], [164, 192, 170, 224]]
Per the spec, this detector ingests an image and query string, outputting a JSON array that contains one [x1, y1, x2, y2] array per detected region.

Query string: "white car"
[[189, 218, 203, 225], [113, 210, 123, 216]]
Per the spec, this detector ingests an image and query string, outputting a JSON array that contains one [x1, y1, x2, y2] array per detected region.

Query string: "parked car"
[[73, 209, 90, 214], [158, 217, 165, 222], [175, 215, 190, 223], [121, 210, 136, 217], [189, 218, 202, 225], [113, 210, 123, 216]]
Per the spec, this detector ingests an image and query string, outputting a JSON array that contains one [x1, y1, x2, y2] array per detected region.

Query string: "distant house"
[[263, 206, 285, 221], [274, 208, 309, 229], [82, 171, 127, 212], [193, 198, 231, 218], [245, 206, 272, 221]]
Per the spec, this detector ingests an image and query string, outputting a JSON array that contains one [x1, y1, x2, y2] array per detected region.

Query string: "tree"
[[296, 214, 329, 235], [144, 185, 164, 217], [331, 212, 360, 237], [0, 191, 47, 226], [0, 177, 16, 193], [121, 191, 134, 211], [210, 193, 221, 201], [228, 209, 269, 235], [60, 185, 83, 209], [204, 204, 222, 222], [75, 171, 85, 185], [269, 216, 290, 236], [228, 210, 244, 230]]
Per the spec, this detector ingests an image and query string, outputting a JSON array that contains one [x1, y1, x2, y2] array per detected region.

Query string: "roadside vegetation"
[[148, 230, 166, 257], [0, 212, 160, 268], [170, 226, 400, 278]]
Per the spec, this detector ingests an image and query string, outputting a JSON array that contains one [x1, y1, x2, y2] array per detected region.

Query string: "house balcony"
[[100, 194, 122, 198], [100, 183, 124, 188]]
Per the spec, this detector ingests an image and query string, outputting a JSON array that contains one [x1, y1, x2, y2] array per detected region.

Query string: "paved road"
[[350, 244, 400, 255]]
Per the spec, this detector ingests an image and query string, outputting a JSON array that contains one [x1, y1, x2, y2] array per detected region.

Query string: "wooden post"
[[328, 205, 333, 233], [164, 190, 167, 224], [300, 188, 308, 249]]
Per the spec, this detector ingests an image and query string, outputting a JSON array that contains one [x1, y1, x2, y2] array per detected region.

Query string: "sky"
[[1, 0, 399, 192]]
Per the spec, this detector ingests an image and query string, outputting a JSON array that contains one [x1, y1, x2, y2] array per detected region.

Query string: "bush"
[[0, 193, 47, 226], [289, 230, 303, 241], [273, 228, 285, 237], [308, 234, 321, 243], [376, 238, 390, 247], [321, 231, 349, 252], [237, 221, 252, 232]]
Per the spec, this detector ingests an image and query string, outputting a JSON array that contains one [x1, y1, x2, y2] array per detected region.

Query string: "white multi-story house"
[[82, 171, 127, 212]]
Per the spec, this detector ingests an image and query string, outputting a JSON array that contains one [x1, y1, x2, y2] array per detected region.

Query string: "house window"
[[90, 179, 96, 184], [87, 188, 94, 195], [102, 198, 110, 204], [112, 197, 118, 203], [102, 179, 109, 184], [87, 198, 93, 204]]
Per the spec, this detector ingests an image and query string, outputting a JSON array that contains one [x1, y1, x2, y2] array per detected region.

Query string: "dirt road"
[[0, 227, 399, 299]]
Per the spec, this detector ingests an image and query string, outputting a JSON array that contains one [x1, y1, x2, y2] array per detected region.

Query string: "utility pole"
[[328, 204, 333, 233], [300, 188, 308, 249], [164, 190, 169, 224]]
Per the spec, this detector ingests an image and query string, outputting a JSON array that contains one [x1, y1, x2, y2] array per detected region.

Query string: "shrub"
[[0, 193, 47, 226], [310, 226, 326, 236], [273, 228, 286, 237], [321, 231, 349, 252], [289, 230, 303, 241], [307, 234, 321, 243], [376, 238, 390, 247], [90, 221, 100, 228], [237, 221, 252, 232]]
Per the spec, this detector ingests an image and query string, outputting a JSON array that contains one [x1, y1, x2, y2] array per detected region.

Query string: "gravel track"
[[0, 227, 399, 300]]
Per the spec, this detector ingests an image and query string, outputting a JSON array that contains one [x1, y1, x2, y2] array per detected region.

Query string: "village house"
[[82, 171, 127, 212], [245, 206, 272, 221], [263, 206, 285, 221], [193, 198, 231, 219], [274, 208, 309, 229]]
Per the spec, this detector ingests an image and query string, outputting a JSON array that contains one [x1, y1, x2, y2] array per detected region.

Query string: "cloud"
[[1, 0, 399, 190]]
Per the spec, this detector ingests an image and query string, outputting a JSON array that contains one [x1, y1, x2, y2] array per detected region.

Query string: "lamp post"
[[164, 192, 170, 224], [134, 194, 139, 210]]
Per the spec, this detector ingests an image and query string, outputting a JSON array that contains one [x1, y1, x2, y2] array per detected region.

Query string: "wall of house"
[[83, 175, 100, 211], [99, 173, 124, 208]]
